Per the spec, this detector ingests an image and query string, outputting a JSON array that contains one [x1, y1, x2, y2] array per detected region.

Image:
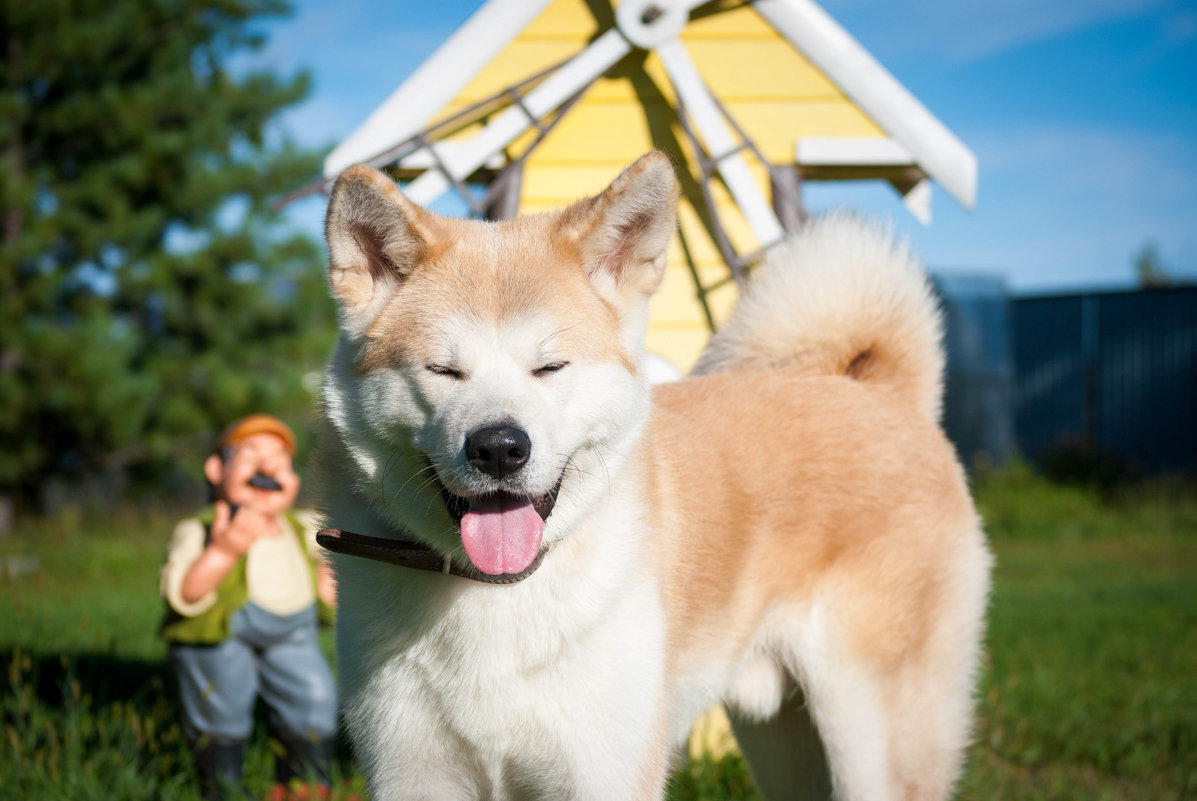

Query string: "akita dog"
[[315, 152, 991, 801]]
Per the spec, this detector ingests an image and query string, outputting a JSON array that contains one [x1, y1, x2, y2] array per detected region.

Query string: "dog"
[[314, 152, 991, 801]]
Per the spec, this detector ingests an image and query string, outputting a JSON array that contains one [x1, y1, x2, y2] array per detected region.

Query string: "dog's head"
[[322, 152, 678, 575]]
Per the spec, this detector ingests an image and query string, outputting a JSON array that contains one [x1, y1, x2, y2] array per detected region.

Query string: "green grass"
[[2, 504, 194, 800], [3, 470, 1196, 799], [960, 468, 1197, 800]]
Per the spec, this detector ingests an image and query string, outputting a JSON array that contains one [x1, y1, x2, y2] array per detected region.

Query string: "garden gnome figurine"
[[159, 414, 338, 799]]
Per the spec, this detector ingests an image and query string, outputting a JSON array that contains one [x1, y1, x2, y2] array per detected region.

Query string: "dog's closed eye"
[[426, 363, 466, 380], [533, 361, 570, 377]]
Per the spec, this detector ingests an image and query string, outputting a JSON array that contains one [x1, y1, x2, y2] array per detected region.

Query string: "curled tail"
[[692, 213, 945, 422]]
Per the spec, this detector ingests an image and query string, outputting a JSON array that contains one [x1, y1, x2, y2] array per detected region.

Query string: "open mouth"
[[435, 481, 560, 524], [433, 471, 563, 576]]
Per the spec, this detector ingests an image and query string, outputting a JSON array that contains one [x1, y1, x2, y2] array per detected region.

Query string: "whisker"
[[539, 323, 580, 349]]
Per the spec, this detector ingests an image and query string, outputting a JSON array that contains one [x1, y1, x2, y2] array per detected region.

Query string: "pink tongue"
[[460, 496, 544, 576]]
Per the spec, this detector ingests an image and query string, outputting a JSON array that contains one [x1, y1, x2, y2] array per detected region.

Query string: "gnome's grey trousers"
[[170, 602, 337, 741]]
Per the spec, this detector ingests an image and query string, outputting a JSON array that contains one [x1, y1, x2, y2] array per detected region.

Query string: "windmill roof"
[[324, 0, 976, 211]]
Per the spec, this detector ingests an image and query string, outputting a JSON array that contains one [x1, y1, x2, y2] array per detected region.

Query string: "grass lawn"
[[2, 468, 1195, 799]]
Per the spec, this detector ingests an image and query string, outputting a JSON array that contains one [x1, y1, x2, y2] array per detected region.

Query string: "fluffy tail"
[[691, 213, 945, 422]]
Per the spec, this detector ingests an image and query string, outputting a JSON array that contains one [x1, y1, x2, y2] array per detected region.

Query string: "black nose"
[[466, 425, 531, 478]]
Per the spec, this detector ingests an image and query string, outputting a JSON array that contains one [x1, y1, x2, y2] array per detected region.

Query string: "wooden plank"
[[520, 166, 766, 268], [675, 41, 841, 99], [596, 51, 837, 105], [729, 101, 885, 160], [520, 103, 661, 162], [653, 266, 717, 327], [520, 0, 605, 40], [450, 41, 587, 102], [521, 164, 661, 201], [683, 1, 783, 39]]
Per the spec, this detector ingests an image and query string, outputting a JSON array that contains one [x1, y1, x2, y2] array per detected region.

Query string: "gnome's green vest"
[[159, 507, 332, 645]]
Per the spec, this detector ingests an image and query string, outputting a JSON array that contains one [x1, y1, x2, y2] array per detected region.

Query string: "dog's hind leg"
[[725, 600, 910, 801], [729, 691, 833, 801], [790, 635, 898, 801], [724, 610, 892, 801], [782, 538, 990, 801], [869, 534, 992, 801]]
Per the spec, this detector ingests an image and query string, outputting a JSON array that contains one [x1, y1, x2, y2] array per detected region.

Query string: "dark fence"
[[934, 278, 1197, 476], [935, 274, 1017, 470], [1011, 286, 1197, 475]]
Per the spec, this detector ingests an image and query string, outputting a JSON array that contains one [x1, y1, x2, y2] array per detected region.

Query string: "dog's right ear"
[[324, 165, 430, 336]]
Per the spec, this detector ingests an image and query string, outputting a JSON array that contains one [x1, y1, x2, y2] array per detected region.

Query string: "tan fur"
[[647, 369, 978, 671], [354, 215, 633, 375], [637, 372, 987, 798], [693, 216, 946, 422]]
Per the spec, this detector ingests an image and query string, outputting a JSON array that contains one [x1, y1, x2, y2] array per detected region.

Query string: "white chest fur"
[[333, 500, 667, 801]]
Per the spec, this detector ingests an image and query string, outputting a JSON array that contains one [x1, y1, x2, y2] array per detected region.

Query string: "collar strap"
[[316, 528, 546, 585]]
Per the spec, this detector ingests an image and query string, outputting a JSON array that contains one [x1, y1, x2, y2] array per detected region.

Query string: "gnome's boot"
[[191, 734, 247, 800], [272, 728, 334, 790]]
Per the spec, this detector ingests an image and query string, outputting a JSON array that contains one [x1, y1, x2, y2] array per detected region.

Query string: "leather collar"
[[316, 528, 546, 585]]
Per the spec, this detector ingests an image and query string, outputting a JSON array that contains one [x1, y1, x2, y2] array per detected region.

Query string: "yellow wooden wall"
[[438, 0, 886, 371]]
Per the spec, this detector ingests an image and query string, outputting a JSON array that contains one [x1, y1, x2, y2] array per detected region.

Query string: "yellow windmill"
[[321, 0, 976, 372]]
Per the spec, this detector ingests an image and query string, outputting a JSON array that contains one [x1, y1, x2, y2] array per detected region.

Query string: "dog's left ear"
[[561, 151, 679, 302]]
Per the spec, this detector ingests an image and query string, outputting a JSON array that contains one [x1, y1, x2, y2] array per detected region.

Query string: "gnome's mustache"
[[228, 473, 285, 520], [247, 473, 283, 491]]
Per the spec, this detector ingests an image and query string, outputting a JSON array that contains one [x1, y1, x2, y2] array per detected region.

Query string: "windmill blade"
[[403, 28, 632, 207], [324, 0, 558, 179], [656, 37, 785, 252], [402, 0, 715, 208], [753, 0, 976, 209]]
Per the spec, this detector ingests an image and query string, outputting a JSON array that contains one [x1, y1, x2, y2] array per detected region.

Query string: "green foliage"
[[974, 462, 1197, 542], [2, 649, 367, 800], [1134, 242, 1174, 288], [0, 0, 336, 509], [0, 505, 194, 798], [2, 473, 1195, 798], [4, 650, 195, 800], [667, 752, 762, 801]]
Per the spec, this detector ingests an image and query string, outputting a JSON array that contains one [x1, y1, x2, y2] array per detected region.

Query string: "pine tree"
[[0, 0, 335, 510]]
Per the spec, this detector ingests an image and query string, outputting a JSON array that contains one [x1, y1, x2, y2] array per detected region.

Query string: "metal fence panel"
[[1095, 289, 1197, 473], [935, 274, 1016, 470], [1011, 296, 1087, 462], [1011, 287, 1197, 475]]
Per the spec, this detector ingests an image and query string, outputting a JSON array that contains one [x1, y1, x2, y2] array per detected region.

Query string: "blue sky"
[[251, 0, 1197, 293]]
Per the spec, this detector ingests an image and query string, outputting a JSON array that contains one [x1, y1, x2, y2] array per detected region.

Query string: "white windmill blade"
[[656, 37, 786, 251], [402, 27, 632, 207], [899, 178, 932, 225], [403, 0, 713, 208], [323, 0, 557, 179], [753, 0, 977, 210]]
